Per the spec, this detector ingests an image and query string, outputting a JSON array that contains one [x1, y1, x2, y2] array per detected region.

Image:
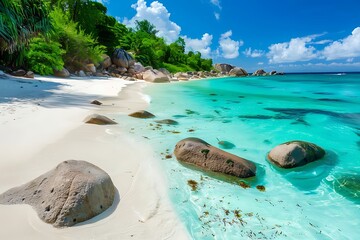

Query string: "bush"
[[50, 8, 105, 71], [162, 63, 195, 73], [25, 37, 65, 75]]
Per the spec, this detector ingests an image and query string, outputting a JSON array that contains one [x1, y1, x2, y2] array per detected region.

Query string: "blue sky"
[[101, 0, 360, 72]]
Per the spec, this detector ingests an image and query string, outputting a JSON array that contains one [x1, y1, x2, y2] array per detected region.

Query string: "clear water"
[[116, 74, 360, 240]]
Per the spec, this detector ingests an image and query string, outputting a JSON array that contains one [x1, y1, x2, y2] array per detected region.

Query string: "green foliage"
[[25, 37, 65, 75], [49, 8, 105, 70], [0, 0, 51, 67], [162, 63, 194, 73], [135, 20, 159, 36], [1, 0, 214, 73]]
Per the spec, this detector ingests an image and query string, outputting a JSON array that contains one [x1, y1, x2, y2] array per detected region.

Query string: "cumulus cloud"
[[123, 0, 181, 43], [267, 36, 318, 63], [322, 27, 360, 60], [244, 48, 265, 58], [214, 12, 220, 20], [183, 33, 213, 58], [218, 30, 243, 59]]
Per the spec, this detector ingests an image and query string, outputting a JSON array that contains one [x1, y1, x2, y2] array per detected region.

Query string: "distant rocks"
[[129, 110, 155, 119], [142, 69, 170, 83], [252, 69, 266, 76], [84, 114, 117, 125], [229, 67, 248, 77], [25, 71, 34, 79], [100, 54, 112, 69], [174, 138, 256, 178], [54, 68, 70, 78], [10, 69, 26, 77], [252, 69, 284, 76], [0, 160, 115, 227], [214, 63, 234, 74], [267, 141, 325, 168], [112, 48, 135, 69], [133, 62, 146, 73]]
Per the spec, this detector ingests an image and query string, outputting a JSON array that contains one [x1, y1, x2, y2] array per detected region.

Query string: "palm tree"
[[0, 0, 51, 54]]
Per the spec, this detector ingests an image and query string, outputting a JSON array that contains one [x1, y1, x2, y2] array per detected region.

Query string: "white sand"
[[0, 74, 189, 239]]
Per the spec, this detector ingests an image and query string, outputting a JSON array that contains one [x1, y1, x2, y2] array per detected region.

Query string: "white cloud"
[[210, 0, 222, 9], [312, 39, 332, 45], [218, 30, 243, 59], [214, 12, 220, 20], [267, 36, 318, 63], [258, 62, 264, 65], [183, 33, 213, 58], [244, 48, 265, 58], [123, 0, 181, 43], [322, 27, 360, 60]]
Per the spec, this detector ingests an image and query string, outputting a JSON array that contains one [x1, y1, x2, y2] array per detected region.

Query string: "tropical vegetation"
[[0, 0, 213, 75]]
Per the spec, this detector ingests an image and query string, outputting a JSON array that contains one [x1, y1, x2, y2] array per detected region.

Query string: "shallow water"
[[116, 74, 360, 239]]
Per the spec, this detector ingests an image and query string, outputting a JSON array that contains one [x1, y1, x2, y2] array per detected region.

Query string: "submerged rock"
[[268, 141, 325, 168], [327, 172, 360, 203], [174, 138, 256, 178], [155, 119, 179, 125], [84, 114, 117, 125], [129, 110, 155, 119], [0, 160, 115, 227], [217, 139, 236, 149]]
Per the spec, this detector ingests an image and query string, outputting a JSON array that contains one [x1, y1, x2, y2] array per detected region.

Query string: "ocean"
[[117, 73, 360, 239]]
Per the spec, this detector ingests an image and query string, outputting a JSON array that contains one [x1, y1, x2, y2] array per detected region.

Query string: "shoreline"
[[0, 75, 189, 239]]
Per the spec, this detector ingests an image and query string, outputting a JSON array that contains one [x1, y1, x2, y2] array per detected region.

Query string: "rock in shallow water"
[[155, 119, 178, 125], [174, 138, 256, 178], [129, 110, 155, 119], [0, 160, 115, 227], [267, 140, 325, 168], [84, 114, 117, 125]]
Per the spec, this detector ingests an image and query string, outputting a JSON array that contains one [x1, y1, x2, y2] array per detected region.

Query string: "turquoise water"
[[117, 74, 360, 239]]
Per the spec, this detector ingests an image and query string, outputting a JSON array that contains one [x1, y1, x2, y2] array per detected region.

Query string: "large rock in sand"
[[84, 114, 117, 125], [54, 68, 70, 78], [112, 48, 135, 68], [142, 69, 170, 83], [0, 160, 115, 227], [174, 138, 256, 178], [100, 54, 112, 69], [267, 141, 325, 168]]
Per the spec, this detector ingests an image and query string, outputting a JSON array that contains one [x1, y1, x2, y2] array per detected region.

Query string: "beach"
[[0, 74, 189, 239]]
